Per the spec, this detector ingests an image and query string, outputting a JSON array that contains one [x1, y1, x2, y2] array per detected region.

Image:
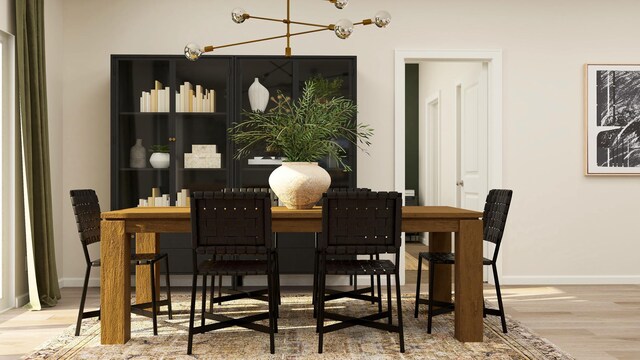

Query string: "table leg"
[[100, 220, 131, 344], [428, 232, 452, 307], [454, 219, 483, 342], [135, 233, 160, 310]]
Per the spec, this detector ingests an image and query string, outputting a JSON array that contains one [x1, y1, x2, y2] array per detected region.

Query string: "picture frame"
[[585, 64, 640, 175]]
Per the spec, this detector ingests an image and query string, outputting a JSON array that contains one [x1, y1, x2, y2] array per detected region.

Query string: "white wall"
[[0, 0, 15, 35], [57, 0, 640, 285], [418, 61, 482, 208]]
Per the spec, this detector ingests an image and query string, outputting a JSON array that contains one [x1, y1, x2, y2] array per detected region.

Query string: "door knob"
[[456, 180, 464, 186]]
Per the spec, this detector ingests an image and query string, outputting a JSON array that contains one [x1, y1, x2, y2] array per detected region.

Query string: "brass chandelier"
[[184, 0, 391, 60]]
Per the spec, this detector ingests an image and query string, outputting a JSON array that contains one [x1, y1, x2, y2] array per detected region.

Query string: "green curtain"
[[15, 0, 60, 308]]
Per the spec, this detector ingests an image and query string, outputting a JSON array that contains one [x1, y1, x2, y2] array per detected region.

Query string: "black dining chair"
[[312, 188, 383, 316], [187, 191, 278, 355], [316, 190, 404, 353], [69, 189, 172, 336], [414, 189, 513, 333], [208, 188, 280, 311]]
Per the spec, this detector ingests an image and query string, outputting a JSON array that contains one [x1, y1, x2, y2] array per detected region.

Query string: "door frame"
[[394, 49, 503, 285]]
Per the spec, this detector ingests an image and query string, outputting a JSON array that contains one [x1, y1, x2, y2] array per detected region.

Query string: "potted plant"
[[229, 79, 373, 209], [149, 144, 170, 169]]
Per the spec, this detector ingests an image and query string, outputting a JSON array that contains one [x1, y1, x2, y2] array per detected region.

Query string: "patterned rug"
[[24, 294, 573, 359]]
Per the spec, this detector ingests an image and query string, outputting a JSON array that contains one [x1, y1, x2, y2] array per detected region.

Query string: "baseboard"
[[59, 277, 100, 288], [501, 275, 640, 285], [16, 292, 29, 307]]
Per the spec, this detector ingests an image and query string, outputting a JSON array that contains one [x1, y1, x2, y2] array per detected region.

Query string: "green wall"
[[405, 64, 419, 200]]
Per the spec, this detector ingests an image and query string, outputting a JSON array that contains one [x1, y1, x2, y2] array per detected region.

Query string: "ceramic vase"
[[149, 152, 170, 169], [130, 139, 146, 168], [268, 162, 331, 209], [248, 77, 269, 112]]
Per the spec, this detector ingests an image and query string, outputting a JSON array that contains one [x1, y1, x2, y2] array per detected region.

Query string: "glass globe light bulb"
[[184, 43, 202, 61], [334, 19, 354, 39], [231, 8, 247, 23], [374, 10, 391, 28], [334, 0, 348, 9]]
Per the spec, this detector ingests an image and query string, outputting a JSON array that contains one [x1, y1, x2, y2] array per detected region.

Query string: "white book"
[[140, 95, 144, 113], [196, 85, 203, 112], [157, 89, 165, 112], [165, 87, 170, 112], [155, 196, 163, 207], [183, 82, 192, 113], [210, 89, 216, 112], [143, 92, 151, 112], [176, 91, 181, 112]]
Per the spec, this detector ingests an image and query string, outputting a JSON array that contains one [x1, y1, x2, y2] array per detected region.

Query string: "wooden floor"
[[1, 247, 639, 359]]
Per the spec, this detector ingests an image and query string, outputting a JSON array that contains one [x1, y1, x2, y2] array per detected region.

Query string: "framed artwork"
[[585, 64, 640, 175]]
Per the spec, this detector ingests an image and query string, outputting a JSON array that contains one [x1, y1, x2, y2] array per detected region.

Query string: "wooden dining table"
[[100, 205, 484, 345]]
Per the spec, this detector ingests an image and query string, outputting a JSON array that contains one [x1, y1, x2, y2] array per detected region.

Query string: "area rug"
[[24, 294, 573, 359]]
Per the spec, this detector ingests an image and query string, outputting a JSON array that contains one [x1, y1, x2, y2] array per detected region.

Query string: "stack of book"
[[140, 80, 170, 112], [184, 144, 222, 168], [176, 81, 216, 112]]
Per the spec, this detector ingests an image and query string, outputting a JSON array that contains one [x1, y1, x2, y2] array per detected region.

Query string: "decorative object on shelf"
[[184, 0, 391, 59], [248, 156, 285, 165], [140, 80, 170, 112], [130, 139, 147, 168], [184, 144, 222, 168], [229, 79, 373, 209], [149, 145, 171, 169], [585, 64, 640, 175], [248, 78, 269, 112], [176, 81, 216, 113], [139, 187, 172, 207], [176, 189, 190, 207]]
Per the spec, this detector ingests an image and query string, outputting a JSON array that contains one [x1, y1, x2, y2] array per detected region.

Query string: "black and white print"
[[586, 65, 640, 174]]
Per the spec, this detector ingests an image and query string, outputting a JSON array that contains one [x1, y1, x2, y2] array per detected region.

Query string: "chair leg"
[[187, 273, 198, 355], [267, 253, 275, 354], [395, 270, 405, 353], [210, 274, 216, 313], [370, 254, 375, 304], [165, 256, 173, 319], [218, 275, 222, 306], [201, 274, 207, 327], [150, 262, 158, 336], [317, 255, 326, 354], [376, 254, 382, 313], [427, 261, 435, 334], [386, 273, 392, 325], [483, 298, 487, 318], [492, 264, 508, 333], [415, 254, 423, 318], [313, 251, 319, 318], [275, 248, 281, 306], [75, 264, 92, 336]]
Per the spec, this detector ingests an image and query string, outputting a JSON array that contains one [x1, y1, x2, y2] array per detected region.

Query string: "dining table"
[[99, 205, 484, 345]]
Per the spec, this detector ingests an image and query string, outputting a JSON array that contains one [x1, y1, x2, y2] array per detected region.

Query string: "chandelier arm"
[[203, 34, 290, 53], [249, 15, 329, 28], [353, 19, 373, 26], [288, 27, 331, 37]]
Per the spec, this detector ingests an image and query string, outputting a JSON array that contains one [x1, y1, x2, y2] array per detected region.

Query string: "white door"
[[425, 94, 441, 205], [457, 64, 488, 211], [457, 64, 489, 278]]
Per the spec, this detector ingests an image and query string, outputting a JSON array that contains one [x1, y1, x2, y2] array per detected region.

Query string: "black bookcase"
[[111, 55, 357, 274]]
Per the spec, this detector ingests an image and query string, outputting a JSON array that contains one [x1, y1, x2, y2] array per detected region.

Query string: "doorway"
[[395, 50, 503, 286]]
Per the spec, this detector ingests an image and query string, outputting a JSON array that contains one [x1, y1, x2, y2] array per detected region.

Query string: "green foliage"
[[149, 144, 170, 153], [308, 74, 344, 101], [229, 79, 373, 171]]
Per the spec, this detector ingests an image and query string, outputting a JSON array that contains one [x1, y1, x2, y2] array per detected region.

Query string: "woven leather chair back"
[[190, 191, 272, 255], [483, 189, 513, 261], [69, 189, 101, 246], [222, 187, 279, 207], [320, 191, 402, 255]]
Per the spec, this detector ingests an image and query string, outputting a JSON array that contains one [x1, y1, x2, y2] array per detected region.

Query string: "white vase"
[[149, 152, 170, 169], [269, 162, 331, 209], [130, 139, 146, 168], [248, 77, 269, 112]]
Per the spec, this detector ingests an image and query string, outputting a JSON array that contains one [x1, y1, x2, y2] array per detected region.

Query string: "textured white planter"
[[149, 152, 170, 169], [248, 78, 269, 112], [269, 162, 331, 209]]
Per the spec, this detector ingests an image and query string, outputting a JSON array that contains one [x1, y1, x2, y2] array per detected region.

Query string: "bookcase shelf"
[[111, 54, 357, 274]]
